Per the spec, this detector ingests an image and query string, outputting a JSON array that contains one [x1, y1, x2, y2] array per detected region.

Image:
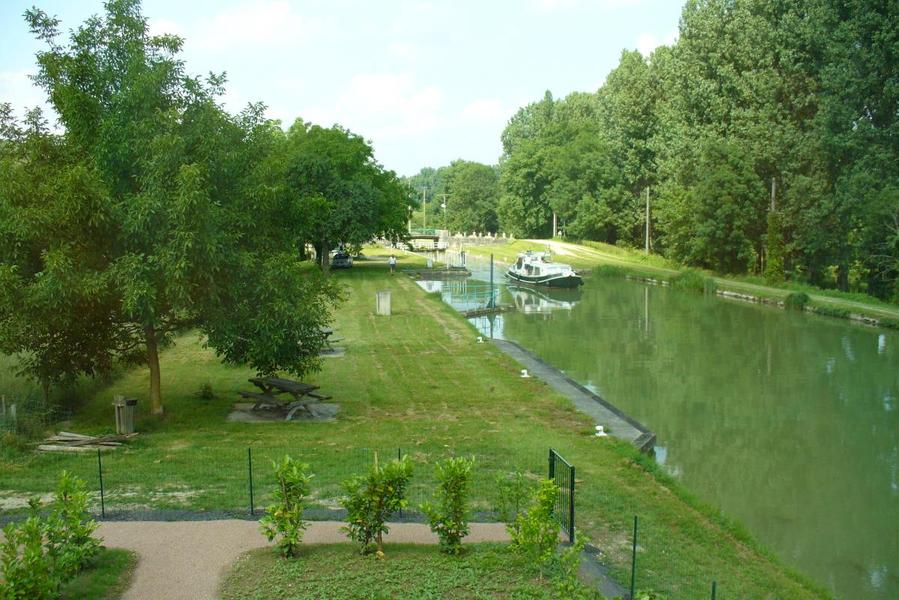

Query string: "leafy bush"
[[194, 382, 215, 401], [0, 472, 100, 599], [509, 479, 560, 565], [594, 265, 626, 278], [342, 453, 412, 556], [813, 305, 851, 319], [670, 270, 716, 295], [421, 457, 474, 555], [784, 292, 809, 310], [46, 470, 101, 578], [495, 471, 532, 525], [259, 456, 313, 558], [0, 504, 59, 599], [550, 534, 589, 599]]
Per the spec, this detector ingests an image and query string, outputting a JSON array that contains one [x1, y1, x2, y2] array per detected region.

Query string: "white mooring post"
[[376, 291, 392, 316]]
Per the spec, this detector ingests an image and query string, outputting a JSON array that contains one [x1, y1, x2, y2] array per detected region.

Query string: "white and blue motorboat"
[[506, 251, 583, 288]]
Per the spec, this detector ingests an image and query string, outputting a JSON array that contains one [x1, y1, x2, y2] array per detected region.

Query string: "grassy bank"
[[59, 547, 137, 600], [460, 239, 899, 326], [0, 252, 828, 598], [220, 543, 597, 599]]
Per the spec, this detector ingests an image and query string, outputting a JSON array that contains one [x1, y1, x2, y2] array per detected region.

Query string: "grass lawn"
[[0, 249, 829, 599], [59, 547, 137, 600], [220, 543, 598, 600], [461, 238, 899, 323]]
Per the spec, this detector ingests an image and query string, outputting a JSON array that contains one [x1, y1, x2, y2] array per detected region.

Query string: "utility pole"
[[422, 188, 427, 228], [441, 194, 448, 232], [552, 211, 558, 238], [644, 187, 651, 254]]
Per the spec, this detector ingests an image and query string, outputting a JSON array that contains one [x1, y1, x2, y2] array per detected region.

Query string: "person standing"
[[388, 254, 397, 275]]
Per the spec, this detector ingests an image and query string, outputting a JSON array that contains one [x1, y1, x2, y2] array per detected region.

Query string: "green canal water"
[[420, 269, 899, 599]]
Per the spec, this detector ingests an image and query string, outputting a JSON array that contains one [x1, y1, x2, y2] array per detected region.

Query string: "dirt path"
[[97, 520, 510, 600]]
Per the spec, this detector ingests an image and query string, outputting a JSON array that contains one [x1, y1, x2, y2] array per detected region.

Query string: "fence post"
[[568, 465, 575, 544], [247, 447, 255, 516], [630, 515, 638, 599], [97, 448, 105, 519], [548, 448, 555, 481], [397, 448, 403, 519], [711, 581, 717, 600], [489, 253, 494, 310]]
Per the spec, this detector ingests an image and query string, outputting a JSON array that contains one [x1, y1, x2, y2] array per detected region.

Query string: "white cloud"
[[148, 18, 184, 39], [635, 29, 678, 57], [190, 1, 318, 51], [389, 42, 415, 58], [303, 73, 445, 141], [460, 98, 507, 122], [0, 70, 54, 120]]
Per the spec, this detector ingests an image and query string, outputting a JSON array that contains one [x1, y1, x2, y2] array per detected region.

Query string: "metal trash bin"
[[376, 290, 391, 316], [113, 395, 138, 434]]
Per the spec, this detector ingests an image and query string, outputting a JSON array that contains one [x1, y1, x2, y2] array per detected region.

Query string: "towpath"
[[491, 338, 655, 451], [97, 519, 510, 600]]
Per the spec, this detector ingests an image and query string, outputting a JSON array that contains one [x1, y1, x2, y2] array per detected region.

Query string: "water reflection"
[[419, 271, 899, 600], [507, 285, 582, 314]]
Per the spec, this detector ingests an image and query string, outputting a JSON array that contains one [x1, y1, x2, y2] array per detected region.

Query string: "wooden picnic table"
[[241, 376, 331, 420]]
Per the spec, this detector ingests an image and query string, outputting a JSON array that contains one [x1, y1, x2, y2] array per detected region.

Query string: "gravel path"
[[97, 520, 510, 600]]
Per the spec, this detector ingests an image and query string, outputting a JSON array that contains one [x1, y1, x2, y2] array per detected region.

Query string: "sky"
[[0, 0, 683, 176]]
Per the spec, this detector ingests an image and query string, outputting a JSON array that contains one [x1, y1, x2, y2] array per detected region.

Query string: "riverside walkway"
[[492, 339, 655, 452]]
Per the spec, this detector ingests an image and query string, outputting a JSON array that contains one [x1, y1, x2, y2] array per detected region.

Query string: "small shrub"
[[0, 472, 100, 599], [421, 457, 474, 555], [0, 505, 59, 600], [342, 453, 412, 556], [495, 471, 531, 525], [194, 382, 215, 401], [594, 265, 626, 278], [814, 305, 851, 319], [670, 269, 716, 295], [550, 534, 590, 599], [46, 470, 101, 578], [509, 479, 559, 565], [259, 456, 313, 558], [784, 292, 809, 311]]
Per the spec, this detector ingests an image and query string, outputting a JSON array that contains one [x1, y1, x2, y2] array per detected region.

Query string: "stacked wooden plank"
[[38, 431, 137, 453]]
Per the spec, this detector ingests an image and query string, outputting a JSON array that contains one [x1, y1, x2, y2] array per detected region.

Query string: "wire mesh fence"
[[1, 445, 735, 598], [0, 444, 549, 522], [621, 513, 733, 600]]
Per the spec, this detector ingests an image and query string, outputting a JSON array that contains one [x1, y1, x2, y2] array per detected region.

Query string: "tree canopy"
[[0, 0, 408, 412], [495, 0, 898, 300]]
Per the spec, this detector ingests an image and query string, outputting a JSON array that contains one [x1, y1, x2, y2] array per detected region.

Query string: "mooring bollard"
[[376, 290, 391, 316]]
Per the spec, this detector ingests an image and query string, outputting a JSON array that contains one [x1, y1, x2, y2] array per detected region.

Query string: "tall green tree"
[[441, 160, 499, 233], [0, 106, 124, 403], [276, 121, 410, 270], [15, 1, 338, 414]]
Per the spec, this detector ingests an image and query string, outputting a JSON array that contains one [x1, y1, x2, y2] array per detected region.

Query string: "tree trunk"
[[320, 236, 331, 274], [145, 324, 163, 415], [837, 262, 850, 291]]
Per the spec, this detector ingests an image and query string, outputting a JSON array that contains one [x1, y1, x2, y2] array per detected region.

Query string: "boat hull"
[[505, 270, 583, 288]]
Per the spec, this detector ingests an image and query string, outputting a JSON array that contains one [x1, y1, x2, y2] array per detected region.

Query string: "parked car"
[[331, 250, 353, 268]]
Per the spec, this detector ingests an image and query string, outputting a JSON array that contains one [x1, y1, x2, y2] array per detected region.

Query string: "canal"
[[419, 258, 898, 600]]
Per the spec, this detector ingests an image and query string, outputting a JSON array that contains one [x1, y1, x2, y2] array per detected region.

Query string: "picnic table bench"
[[242, 377, 331, 420]]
